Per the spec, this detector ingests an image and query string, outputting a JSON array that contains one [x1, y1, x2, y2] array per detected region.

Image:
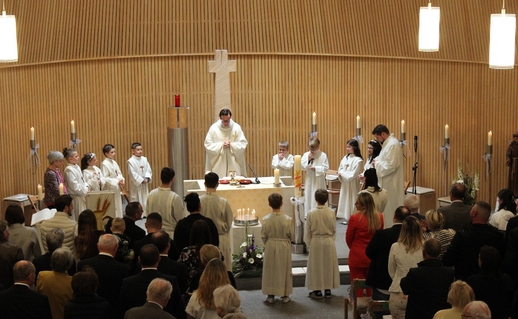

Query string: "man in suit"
[[120, 244, 185, 319], [403, 194, 425, 220], [77, 234, 131, 319], [0, 220, 24, 288], [438, 183, 472, 232], [122, 202, 146, 245], [135, 230, 188, 294], [443, 201, 504, 280], [401, 238, 455, 319], [124, 278, 175, 319], [134, 212, 180, 262], [0, 260, 52, 319], [366, 206, 410, 301]]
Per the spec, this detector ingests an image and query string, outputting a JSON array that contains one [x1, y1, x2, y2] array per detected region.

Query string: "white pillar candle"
[[488, 131, 493, 146], [312, 112, 316, 125], [37, 184, 43, 200], [294, 155, 302, 198], [356, 115, 361, 129], [30, 127, 35, 141], [59, 183, 64, 195], [71, 120, 76, 133], [274, 168, 280, 185], [444, 124, 449, 139], [401, 120, 405, 133]]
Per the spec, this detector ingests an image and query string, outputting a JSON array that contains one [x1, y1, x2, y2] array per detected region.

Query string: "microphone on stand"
[[414, 135, 418, 153], [248, 164, 261, 184]]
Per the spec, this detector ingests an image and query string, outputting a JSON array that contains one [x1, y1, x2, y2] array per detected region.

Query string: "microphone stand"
[[412, 138, 418, 194], [248, 164, 261, 184]]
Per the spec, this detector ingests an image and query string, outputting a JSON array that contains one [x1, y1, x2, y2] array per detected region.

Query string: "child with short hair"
[[261, 193, 293, 304], [127, 142, 152, 216], [271, 141, 295, 176], [301, 138, 329, 218], [305, 189, 340, 299], [110, 217, 134, 264], [100, 144, 125, 218]]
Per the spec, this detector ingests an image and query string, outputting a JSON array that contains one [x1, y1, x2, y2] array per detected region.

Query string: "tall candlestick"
[[444, 124, 449, 139], [274, 168, 280, 185], [175, 94, 180, 107], [401, 120, 405, 133], [356, 116, 361, 129], [59, 183, 64, 195], [312, 112, 316, 125], [488, 131, 493, 146], [71, 120, 76, 133], [37, 184, 43, 200], [30, 127, 35, 141], [294, 155, 302, 198]]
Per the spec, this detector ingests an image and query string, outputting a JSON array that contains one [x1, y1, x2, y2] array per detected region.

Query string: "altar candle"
[[37, 184, 43, 200], [252, 209, 256, 219], [175, 94, 180, 107], [71, 120, 76, 133], [294, 155, 302, 198], [274, 168, 280, 185], [444, 124, 449, 139], [400, 120, 405, 134], [356, 116, 361, 129], [30, 127, 35, 141], [59, 183, 64, 195], [312, 112, 316, 125], [488, 131, 493, 146]]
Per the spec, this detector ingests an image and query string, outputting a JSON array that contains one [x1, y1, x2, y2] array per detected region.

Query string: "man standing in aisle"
[[204, 108, 248, 177], [371, 124, 404, 228]]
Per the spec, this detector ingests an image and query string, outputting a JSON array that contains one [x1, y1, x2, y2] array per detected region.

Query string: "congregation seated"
[[120, 244, 185, 319], [36, 246, 74, 319], [5, 204, 41, 261], [213, 284, 246, 319], [433, 280, 475, 319], [64, 269, 110, 319], [124, 278, 176, 319], [0, 260, 52, 319], [0, 220, 23, 289], [74, 209, 104, 260]]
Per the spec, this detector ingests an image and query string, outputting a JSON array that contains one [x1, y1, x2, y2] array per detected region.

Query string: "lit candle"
[[30, 127, 35, 141], [356, 116, 361, 129], [274, 168, 280, 185], [294, 155, 302, 198], [37, 184, 43, 200], [59, 183, 64, 195], [488, 131, 493, 146], [175, 94, 180, 107], [71, 120, 76, 133], [312, 112, 316, 125], [252, 209, 256, 219], [401, 120, 405, 133], [444, 124, 449, 139]]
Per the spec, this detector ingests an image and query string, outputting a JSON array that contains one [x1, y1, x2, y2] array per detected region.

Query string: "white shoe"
[[266, 296, 275, 304], [282, 296, 291, 304]]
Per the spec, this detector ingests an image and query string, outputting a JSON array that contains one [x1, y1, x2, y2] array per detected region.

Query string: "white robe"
[[64, 164, 88, 221], [101, 158, 125, 218], [82, 166, 105, 192], [261, 212, 293, 297], [146, 187, 185, 237], [336, 154, 363, 220], [200, 193, 233, 270], [304, 205, 340, 290], [359, 186, 388, 213], [301, 150, 329, 218], [204, 119, 248, 177], [127, 155, 152, 215], [374, 134, 404, 228], [271, 153, 295, 176]]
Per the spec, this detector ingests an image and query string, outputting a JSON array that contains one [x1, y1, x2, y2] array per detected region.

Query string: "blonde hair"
[[425, 209, 445, 231], [197, 258, 230, 310], [398, 216, 423, 253], [356, 193, 381, 232], [111, 217, 125, 233], [308, 138, 320, 149], [447, 280, 475, 309], [199, 244, 223, 266]]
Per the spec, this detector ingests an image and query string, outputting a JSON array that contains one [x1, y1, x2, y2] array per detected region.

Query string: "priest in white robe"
[[301, 138, 329, 218], [127, 143, 152, 215], [204, 108, 248, 177], [372, 125, 404, 228]]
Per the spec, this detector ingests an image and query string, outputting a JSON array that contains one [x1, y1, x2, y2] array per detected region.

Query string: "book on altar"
[[31, 208, 57, 226]]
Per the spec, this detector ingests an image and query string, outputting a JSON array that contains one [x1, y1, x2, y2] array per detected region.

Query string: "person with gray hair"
[[37, 247, 74, 319], [0, 260, 53, 319], [213, 284, 245, 318], [124, 278, 175, 319], [44, 150, 67, 208], [33, 228, 66, 278], [5, 204, 41, 261], [403, 193, 424, 221], [0, 220, 24, 288], [462, 300, 491, 319]]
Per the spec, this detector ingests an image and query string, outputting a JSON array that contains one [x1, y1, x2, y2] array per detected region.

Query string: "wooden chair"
[[27, 195, 40, 212], [325, 169, 341, 210], [344, 279, 390, 319]]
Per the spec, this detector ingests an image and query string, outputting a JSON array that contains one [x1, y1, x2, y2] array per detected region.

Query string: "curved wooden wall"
[[0, 0, 516, 206]]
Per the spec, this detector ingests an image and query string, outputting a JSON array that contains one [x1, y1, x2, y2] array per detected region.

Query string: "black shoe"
[[324, 289, 332, 298], [309, 290, 323, 299]]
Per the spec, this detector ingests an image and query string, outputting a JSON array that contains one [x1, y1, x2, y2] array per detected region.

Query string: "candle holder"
[[400, 132, 407, 147], [310, 125, 318, 139], [440, 138, 450, 171], [355, 128, 363, 143], [29, 139, 40, 169], [274, 183, 281, 187], [484, 145, 493, 175], [70, 133, 81, 149]]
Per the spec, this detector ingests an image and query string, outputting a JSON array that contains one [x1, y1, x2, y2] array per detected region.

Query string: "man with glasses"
[[204, 108, 248, 177]]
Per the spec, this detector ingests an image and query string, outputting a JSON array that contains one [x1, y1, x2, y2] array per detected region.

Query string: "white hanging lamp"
[[418, 1, 441, 52], [489, 0, 516, 69], [0, 2, 18, 62]]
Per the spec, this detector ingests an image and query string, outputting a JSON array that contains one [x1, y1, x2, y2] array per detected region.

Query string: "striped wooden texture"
[[0, 0, 516, 206]]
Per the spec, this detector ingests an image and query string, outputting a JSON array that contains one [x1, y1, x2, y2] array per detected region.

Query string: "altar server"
[[301, 138, 329, 218], [337, 139, 363, 223], [271, 140, 294, 176], [127, 142, 152, 215], [101, 144, 125, 218], [63, 148, 88, 221], [81, 153, 105, 192]]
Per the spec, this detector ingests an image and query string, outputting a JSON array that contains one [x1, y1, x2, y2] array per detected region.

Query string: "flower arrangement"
[[232, 224, 264, 278], [455, 161, 479, 206]]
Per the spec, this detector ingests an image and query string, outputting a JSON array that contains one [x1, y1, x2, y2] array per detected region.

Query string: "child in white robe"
[[63, 148, 89, 221], [337, 139, 363, 223], [100, 144, 125, 218], [301, 138, 329, 218], [127, 142, 152, 216], [305, 189, 340, 299], [81, 153, 105, 192], [261, 193, 293, 304], [271, 140, 295, 176]]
